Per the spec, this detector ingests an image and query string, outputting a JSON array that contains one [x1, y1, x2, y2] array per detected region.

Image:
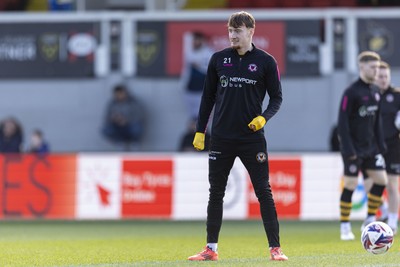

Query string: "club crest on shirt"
[[375, 92, 380, 102], [248, 63, 257, 72], [220, 75, 228, 88], [256, 152, 267, 163], [349, 164, 357, 174], [386, 94, 394, 103]]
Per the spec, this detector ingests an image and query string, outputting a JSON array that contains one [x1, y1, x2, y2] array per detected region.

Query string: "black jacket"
[[196, 44, 282, 141], [338, 78, 386, 158]]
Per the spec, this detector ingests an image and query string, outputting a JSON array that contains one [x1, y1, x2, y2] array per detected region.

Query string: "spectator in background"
[[28, 129, 50, 155], [102, 84, 145, 151], [0, 117, 23, 153], [180, 31, 214, 119], [179, 117, 210, 152]]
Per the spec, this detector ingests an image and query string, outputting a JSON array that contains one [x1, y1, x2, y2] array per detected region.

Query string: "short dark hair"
[[227, 11, 255, 29], [33, 129, 43, 138], [192, 31, 205, 40], [357, 51, 380, 63], [114, 84, 127, 93]]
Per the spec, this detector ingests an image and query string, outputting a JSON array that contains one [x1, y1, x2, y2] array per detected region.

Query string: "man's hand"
[[193, 132, 205, 151], [248, 116, 266, 132]]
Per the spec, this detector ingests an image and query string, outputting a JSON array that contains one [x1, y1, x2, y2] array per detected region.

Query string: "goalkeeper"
[[188, 11, 287, 262]]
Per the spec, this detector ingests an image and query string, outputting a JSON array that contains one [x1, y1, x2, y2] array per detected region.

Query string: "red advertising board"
[[0, 154, 76, 219], [121, 159, 173, 218], [166, 21, 285, 76], [248, 159, 301, 219]]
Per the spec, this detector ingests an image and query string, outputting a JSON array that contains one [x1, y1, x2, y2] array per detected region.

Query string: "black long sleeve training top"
[[380, 86, 400, 141], [196, 44, 282, 141], [338, 78, 386, 158]]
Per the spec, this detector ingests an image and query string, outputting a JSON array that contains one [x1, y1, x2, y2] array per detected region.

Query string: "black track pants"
[[206, 138, 280, 247]]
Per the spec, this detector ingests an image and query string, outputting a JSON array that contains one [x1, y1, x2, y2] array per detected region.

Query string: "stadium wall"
[[0, 153, 374, 221], [1, 9, 400, 153]]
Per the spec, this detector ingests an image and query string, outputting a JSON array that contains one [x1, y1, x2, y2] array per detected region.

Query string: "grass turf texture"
[[0, 220, 398, 266]]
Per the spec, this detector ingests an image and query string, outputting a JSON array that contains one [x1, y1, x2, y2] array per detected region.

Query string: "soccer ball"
[[361, 221, 394, 255]]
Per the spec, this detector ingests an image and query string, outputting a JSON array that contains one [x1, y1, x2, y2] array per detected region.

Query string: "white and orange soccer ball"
[[361, 221, 394, 255]]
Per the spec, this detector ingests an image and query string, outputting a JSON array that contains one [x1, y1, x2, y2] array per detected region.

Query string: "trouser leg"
[[206, 144, 235, 243], [239, 140, 280, 247]]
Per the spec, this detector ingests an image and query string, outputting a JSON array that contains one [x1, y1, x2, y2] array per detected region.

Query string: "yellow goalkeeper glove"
[[248, 116, 266, 132], [193, 132, 205, 151]]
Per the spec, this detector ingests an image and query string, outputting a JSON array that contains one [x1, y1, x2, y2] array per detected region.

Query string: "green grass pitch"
[[0, 220, 398, 266]]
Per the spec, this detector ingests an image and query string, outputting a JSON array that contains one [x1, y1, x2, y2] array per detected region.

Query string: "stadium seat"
[[227, 0, 253, 8], [335, 0, 356, 7], [281, 0, 307, 8], [183, 0, 227, 9], [308, 0, 334, 7], [252, 0, 280, 8]]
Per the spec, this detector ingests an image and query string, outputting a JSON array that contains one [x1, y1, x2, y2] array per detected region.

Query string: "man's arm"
[[338, 91, 356, 157], [261, 58, 282, 122], [375, 104, 387, 154], [196, 54, 218, 133]]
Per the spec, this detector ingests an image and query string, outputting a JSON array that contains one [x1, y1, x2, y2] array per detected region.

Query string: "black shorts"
[[384, 139, 400, 174], [342, 154, 385, 177]]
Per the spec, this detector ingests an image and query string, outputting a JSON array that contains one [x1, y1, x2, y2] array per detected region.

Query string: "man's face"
[[31, 134, 41, 147], [114, 90, 127, 101], [375, 67, 391, 91], [228, 25, 253, 50], [360, 60, 380, 83], [3, 120, 16, 137], [193, 36, 203, 50]]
